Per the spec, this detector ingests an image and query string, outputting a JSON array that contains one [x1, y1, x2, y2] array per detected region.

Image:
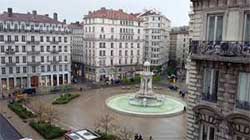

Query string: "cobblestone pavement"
[[0, 83, 187, 140]]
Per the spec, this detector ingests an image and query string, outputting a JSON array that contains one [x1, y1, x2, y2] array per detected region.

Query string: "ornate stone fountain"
[[129, 61, 164, 107], [106, 61, 186, 117]]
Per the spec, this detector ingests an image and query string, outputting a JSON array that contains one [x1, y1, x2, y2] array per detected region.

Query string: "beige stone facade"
[[187, 0, 250, 140]]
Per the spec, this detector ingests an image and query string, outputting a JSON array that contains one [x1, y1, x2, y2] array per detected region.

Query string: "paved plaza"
[[0, 85, 186, 140]]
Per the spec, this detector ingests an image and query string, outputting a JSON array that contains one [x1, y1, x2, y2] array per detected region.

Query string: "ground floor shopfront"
[[0, 72, 71, 94]]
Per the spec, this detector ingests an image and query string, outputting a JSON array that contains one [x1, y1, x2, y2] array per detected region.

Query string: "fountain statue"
[[129, 61, 164, 107]]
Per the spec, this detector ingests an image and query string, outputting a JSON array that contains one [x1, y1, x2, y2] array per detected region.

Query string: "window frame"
[[207, 13, 224, 42], [243, 11, 250, 42], [199, 124, 216, 140]]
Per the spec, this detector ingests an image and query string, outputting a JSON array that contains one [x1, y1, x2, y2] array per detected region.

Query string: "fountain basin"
[[106, 94, 186, 117]]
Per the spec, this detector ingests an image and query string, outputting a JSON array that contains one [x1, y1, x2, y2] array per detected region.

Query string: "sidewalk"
[[0, 101, 43, 140]]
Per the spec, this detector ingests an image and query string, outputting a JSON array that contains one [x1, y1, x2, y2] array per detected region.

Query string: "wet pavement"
[[0, 114, 23, 140], [29, 86, 186, 140]]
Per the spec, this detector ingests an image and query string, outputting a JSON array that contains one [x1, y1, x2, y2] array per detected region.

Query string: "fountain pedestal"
[[129, 61, 164, 107]]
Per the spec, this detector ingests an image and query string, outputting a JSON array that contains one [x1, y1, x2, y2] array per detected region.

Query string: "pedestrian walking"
[[134, 133, 139, 140]]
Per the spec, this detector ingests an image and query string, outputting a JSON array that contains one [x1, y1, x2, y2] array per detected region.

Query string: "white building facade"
[[0, 8, 71, 94], [83, 8, 144, 82], [138, 9, 171, 70]]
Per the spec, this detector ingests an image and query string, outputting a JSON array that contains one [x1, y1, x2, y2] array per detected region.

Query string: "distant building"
[[137, 9, 171, 70], [169, 26, 190, 69], [186, 0, 250, 140], [0, 8, 71, 94], [69, 22, 84, 80], [83, 7, 144, 82]]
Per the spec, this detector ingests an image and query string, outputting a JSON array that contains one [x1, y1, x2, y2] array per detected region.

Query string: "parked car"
[[22, 88, 36, 95]]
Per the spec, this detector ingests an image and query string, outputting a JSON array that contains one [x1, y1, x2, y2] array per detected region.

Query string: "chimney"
[[7, 8, 12, 17], [63, 19, 66, 24], [32, 10, 37, 16], [88, 11, 92, 15], [76, 21, 80, 24], [119, 9, 123, 12], [53, 12, 58, 21], [101, 7, 106, 10], [45, 14, 49, 17]]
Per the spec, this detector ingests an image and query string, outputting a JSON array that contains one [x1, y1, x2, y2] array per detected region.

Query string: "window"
[[40, 36, 44, 42], [22, 36, 26, 42], [1, 46, 4, 52], [32, 66, 36, 73], [41, 66, 45, 72], [31, 36, 35, 42], [59, 46, 62, 52], [2, 68, 6, 74], [14, 35, 18, 42], [41, 46, 44, 52], [47, 65, 51, 72], [32, 46, 35, 52], [15, 46, 19, 52], [7, 35, 11, 42], [207, 15, 223, 42], [1, 57, 5, 64], [9, 67, 13, 74], [22, 46, 26, 52], [237, 72, 250, 110], [53, 65, 56, 71], [58, 37, 62, 42], [16, 67, 20, 73], [111, 43, 114, 48], [202, 69, 219, 102], [65, 64, 68, 71], [0, 35, 4, 42], [110, 59, 113, 66], [119, 50, 122, 56], [16, 56, 19, 63], [200, 124, 215, 140], [22, 56, 26, 63], [47, 46, 50, 52], [23, 67, 27, 73], [64, 46, 68, 52], [46, 36, 50, 42], [64, 56, 68, 62], [101, 27, 104, 32], [8, 57, 12, 63], [59, 56, 62, 62], [244, 13, 250, 42], [59, 65, 62, 71], [41, 56, 44, 62], [64, 37, 67, 43], [111, 50, 113, 56]]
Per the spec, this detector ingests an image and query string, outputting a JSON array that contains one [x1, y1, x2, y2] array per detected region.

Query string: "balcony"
[[50, 41, 59, 45], [6, 62, 16, 66], [190, 41, 250, 63], [4, 40, 15, 44], [5, 49, 15, 55], [27, 51, 40, 55], [51, 50, 59, 54], [27, 61, 41, 66], [236, 99, 250, 111], [50, 60, 60, 64], [26, 41, 40, 45]]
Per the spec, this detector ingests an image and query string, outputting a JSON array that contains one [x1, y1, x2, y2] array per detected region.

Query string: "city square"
[[1, 0, 250, 140]]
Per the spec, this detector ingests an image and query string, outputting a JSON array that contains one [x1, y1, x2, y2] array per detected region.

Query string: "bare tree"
[[94, 113, 117, 135], [31, 101, 59, 124]]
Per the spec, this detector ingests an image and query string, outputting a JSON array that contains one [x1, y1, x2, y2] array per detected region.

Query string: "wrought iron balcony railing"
[[26, 41, 40, 45], [27, 51, 40, 55], [190, 41, 250, 57]]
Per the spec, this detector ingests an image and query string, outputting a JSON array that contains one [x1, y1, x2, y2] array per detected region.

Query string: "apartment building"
[[83, 7, 144, 82], [69, 22, 84, 80], [169, 26, 190, 68], [137, 9, 171, 70], [0, 8, 71, 94], [186, 0, 250, 140]]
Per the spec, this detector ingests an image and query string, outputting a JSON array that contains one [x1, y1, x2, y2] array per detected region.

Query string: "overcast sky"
[[1, 0, 191, 26]]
